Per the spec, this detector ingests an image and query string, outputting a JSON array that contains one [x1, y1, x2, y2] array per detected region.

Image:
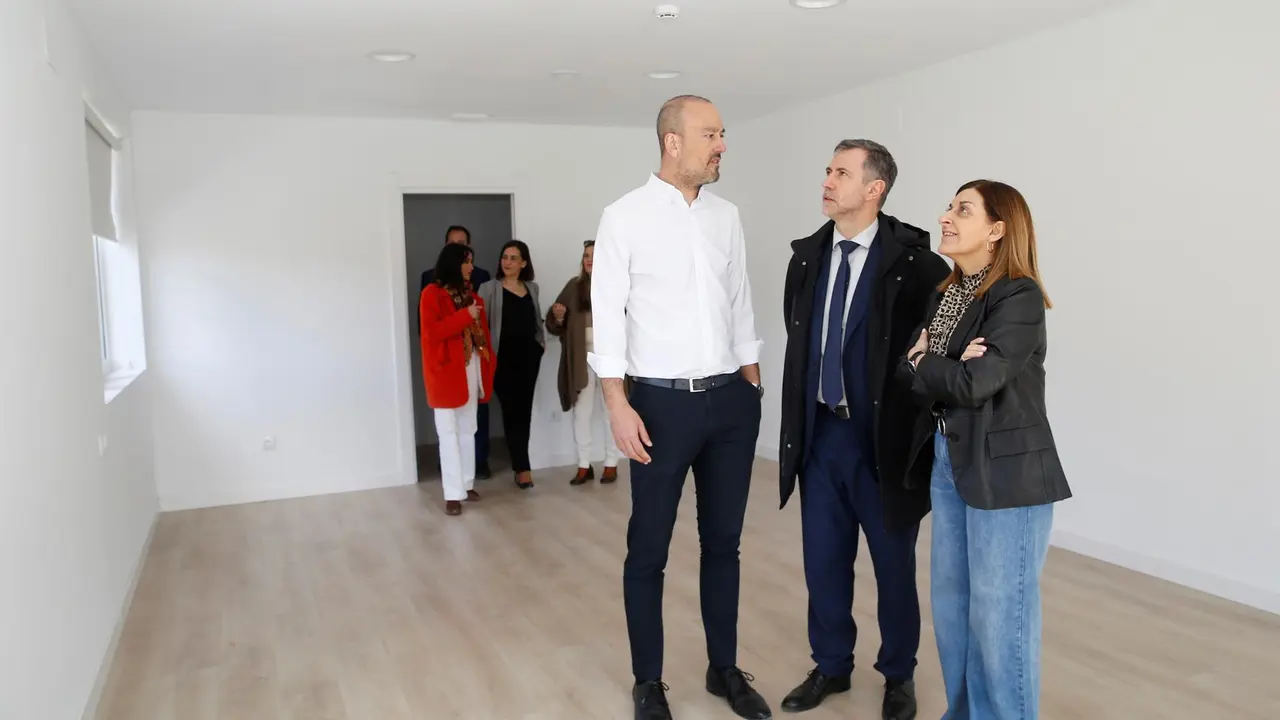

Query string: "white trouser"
[[435, 354, 481, 501], [573, 363, 620, 468]]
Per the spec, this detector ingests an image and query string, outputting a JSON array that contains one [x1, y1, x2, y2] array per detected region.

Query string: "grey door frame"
[[386, 177, 517, 488]]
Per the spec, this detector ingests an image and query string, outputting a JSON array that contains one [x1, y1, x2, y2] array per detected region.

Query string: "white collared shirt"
[[818, 219, 878, 406], [588, 174, 763, 380]]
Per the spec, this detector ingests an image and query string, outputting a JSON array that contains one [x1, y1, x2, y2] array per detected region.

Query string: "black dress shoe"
[[706, 666, 772, 719], [633, 680, 673, 720], [475, 461, 491, 480], [780, 668, 851, 712], [882, 679, 917, 720]]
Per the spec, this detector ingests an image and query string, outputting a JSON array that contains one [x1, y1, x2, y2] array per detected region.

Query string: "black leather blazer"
[[897, 275, 1072, 511]]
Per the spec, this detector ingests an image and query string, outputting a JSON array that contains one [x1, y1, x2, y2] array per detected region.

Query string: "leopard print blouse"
[[927, 265, 990, 356]]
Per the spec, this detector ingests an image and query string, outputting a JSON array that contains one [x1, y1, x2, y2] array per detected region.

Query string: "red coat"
[[419, 284, 496, 410]]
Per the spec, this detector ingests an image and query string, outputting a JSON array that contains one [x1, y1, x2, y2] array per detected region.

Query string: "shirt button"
[[908, 255, 915, 261], [896, 276, 902, 281]]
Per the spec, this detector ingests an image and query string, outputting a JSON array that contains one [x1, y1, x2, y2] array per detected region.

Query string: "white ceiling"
[[69, 0, 1116, 127]]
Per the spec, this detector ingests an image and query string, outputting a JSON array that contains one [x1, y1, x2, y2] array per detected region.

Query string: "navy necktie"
[[821, 240, 857, 410]]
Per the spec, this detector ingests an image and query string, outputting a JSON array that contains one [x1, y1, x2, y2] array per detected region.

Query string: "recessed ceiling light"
[[367, 50, 415, 63], [789, 0, 845, 8], [647, 70, 680, 80], [451, 112, 490, 121]]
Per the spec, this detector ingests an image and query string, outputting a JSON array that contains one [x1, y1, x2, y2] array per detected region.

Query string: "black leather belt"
[[632, 372, 740, 392]]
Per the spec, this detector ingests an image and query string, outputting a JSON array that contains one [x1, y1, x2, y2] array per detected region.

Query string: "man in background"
[[421, 225, 492, 479], [420, 225, 491, 290]]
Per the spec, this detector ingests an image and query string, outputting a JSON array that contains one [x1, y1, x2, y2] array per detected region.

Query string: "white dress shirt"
[[818, 219, 878, 406], [588, 174, 763, 380]]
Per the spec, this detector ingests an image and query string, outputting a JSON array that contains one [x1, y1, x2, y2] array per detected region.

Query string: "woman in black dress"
[[477, 240, 545, 488]]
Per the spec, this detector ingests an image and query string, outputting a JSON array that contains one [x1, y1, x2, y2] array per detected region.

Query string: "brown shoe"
[[445, 501, 462, 515], [570, 467, 595, 485], [601, 466, 618, 483], [466, 489, 481, 501]]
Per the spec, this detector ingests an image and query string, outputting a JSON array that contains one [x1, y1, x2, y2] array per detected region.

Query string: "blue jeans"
[[930, 432, 1053, 720]]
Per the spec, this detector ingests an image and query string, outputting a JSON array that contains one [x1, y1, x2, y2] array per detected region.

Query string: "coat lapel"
[[842, 220, 898, 347], [842, 239, 878, 346], [875, 219, 904, 280], [945, 295, 984, 357], [791, 223, 831, 325]]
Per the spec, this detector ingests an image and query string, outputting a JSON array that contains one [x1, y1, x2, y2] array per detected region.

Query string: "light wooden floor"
[[96, 460, 1280, 719]]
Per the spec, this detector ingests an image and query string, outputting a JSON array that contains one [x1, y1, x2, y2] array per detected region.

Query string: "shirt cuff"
[[587, 351, 628, 379], [733, 340, 763, 368]]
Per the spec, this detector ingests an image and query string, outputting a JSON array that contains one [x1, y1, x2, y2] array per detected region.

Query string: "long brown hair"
[[577, 240, 594, 311], [940, 179, 1051, 309]]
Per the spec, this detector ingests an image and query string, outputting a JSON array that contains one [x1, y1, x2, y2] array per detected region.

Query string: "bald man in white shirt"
[[588, 95, 771, 720]]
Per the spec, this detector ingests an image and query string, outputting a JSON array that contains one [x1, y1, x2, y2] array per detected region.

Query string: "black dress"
[[494, 288, 544, 474]]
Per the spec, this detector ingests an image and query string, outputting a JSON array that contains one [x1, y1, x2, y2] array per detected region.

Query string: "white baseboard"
[[754, 441, 1277, 616], [159, 472, 408, 512], [1050, 529, 1280, 616], [81, 514, 157, 720]]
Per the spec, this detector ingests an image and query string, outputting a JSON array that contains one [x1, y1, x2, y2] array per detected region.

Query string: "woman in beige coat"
[[546, 241, 620, 485]]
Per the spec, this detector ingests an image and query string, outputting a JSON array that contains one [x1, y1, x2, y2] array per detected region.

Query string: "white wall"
[[132, 112, 653, 510], [0, 1, 158, 718], [718, 0, 1279, 612]]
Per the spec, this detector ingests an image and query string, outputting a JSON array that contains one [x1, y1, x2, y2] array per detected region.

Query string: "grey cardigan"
[[476, 279, 545, 355]]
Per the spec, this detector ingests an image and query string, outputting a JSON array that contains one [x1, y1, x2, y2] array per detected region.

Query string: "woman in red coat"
[[420, 243, 496, 515]]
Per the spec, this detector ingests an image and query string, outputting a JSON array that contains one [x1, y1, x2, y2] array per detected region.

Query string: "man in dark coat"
[[776, 140, 949, 720]]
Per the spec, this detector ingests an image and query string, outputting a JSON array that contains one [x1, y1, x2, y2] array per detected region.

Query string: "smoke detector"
[[655, 4, 679, 19]]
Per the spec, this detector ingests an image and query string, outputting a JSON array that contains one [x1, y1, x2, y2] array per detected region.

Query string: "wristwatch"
[[753, 382, 764, 399]]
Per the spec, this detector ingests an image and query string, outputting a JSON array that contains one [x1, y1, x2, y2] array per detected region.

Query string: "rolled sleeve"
[[733, 338, 763, 367], [586, 209, 630, 379]]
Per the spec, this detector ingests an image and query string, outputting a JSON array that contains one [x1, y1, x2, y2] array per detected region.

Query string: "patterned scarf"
[[927, 265, 991, 356], [444, 283, 490, 366]]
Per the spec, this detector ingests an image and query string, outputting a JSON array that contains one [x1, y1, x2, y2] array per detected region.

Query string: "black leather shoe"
[[780, 668, 851, 712], [633, 680, 673, 720], [706, 666, 772, 719], [475, 461, 491, 480], [882, 679, 916, 720]]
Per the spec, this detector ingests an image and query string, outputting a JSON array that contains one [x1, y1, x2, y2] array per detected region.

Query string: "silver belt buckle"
[[689, 377, 708, 392]]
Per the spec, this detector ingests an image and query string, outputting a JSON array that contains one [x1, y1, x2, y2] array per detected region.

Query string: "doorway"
[[403, 192, 515, 480]]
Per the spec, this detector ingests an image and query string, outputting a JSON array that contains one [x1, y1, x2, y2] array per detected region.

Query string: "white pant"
[[435, 354, 481, 501], [574, 364, 620, 468]]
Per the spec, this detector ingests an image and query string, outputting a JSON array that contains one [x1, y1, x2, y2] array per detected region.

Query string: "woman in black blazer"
[[899, 179, 1071, 720]]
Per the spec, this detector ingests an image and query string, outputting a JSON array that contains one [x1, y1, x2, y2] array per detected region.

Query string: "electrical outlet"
[[262, 436, 277, 451]]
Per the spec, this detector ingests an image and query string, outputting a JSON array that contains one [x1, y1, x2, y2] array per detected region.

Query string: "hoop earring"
[[986, 240, 997, 253]]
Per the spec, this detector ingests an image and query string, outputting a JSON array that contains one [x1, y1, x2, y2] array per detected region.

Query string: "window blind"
[[85, 120, 116, 241]]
